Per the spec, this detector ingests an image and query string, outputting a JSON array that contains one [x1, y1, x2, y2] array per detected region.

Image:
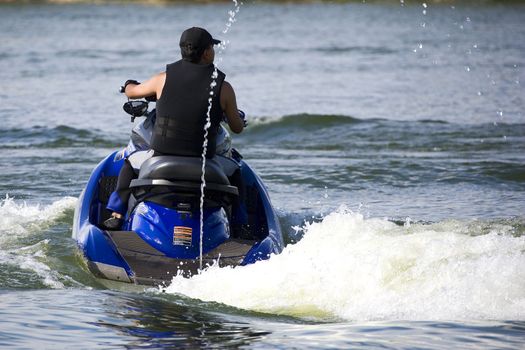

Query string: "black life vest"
[[152, 60, 225, 158]]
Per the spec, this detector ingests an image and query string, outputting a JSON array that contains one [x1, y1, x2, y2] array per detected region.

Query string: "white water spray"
[[166, 208, 525, 321], [199, 1, 244, 270], [199, 72, 218, 270], [0, 195, 78, 288]]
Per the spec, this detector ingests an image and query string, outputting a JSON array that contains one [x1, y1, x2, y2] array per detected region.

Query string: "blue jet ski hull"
[[72, 150, 284, 285]]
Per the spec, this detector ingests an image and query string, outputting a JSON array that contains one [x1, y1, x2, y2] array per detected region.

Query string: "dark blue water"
[[0, 2, 524, 349]]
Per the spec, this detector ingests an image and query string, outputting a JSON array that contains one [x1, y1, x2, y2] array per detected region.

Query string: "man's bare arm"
[[220, 81, 244, 134], [125, 72, 166, 99]]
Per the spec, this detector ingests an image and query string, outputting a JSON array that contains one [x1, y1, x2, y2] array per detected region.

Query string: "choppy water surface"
[[1, 1, 524, 349]]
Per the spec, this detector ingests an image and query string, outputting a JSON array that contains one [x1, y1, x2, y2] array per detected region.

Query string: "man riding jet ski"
[[72, 27, 283, 285], [104, 27, 245, 229]]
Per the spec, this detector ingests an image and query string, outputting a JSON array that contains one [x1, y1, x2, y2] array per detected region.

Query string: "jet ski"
[[72, 100, 284, 285]]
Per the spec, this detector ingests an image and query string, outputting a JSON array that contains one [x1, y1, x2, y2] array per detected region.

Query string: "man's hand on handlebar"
[[223, 109, 247, 127], [238, 109, 247, 127], [119, 79, 140, 94]]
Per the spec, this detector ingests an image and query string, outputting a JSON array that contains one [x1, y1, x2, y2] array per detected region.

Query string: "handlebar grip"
[[119, 79, 140, 93]]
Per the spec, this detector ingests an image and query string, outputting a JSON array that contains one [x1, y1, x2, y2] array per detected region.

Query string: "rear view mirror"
[[123, 100, 149, 120]]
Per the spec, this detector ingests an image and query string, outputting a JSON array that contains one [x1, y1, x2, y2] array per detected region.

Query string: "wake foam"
[[163, 208, 525, 321], [0, 195, 77, 238], [0, 195, 78, 288]]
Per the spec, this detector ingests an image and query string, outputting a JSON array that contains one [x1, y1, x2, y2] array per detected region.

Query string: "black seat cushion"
[[138, 156, 230, 185]]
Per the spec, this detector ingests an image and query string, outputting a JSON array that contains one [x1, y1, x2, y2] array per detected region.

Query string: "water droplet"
[[477, 91, 483, 96], [497, 110, 503, 117], [465, 66, 471, 72], [419, 43, 423, 49], [422, 9, 427, 15], [473, 44, 478, 49], [503, 135, 507, 140], [466, 17, 471, 22], [422, 3, 427, 8]]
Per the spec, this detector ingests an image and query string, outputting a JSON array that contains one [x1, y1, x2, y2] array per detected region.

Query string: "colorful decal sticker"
[[173, 226, 192, 246]]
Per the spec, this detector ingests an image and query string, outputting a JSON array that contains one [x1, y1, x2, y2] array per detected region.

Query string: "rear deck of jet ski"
[[104, 230, 256, 285]]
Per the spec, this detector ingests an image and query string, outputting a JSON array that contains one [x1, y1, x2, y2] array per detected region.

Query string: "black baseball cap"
[[179, 27, 221, 50]]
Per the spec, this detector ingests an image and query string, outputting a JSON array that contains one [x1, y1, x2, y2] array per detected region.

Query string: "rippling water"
[[0, 1, 524, 349]]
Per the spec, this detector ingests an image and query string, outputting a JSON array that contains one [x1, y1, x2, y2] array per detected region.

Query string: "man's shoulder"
[[220, 80, 235, 99]]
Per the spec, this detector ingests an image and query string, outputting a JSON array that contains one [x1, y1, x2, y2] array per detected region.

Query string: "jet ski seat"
[[129, 156, 238, 197], [138, 156, 230, 184]]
